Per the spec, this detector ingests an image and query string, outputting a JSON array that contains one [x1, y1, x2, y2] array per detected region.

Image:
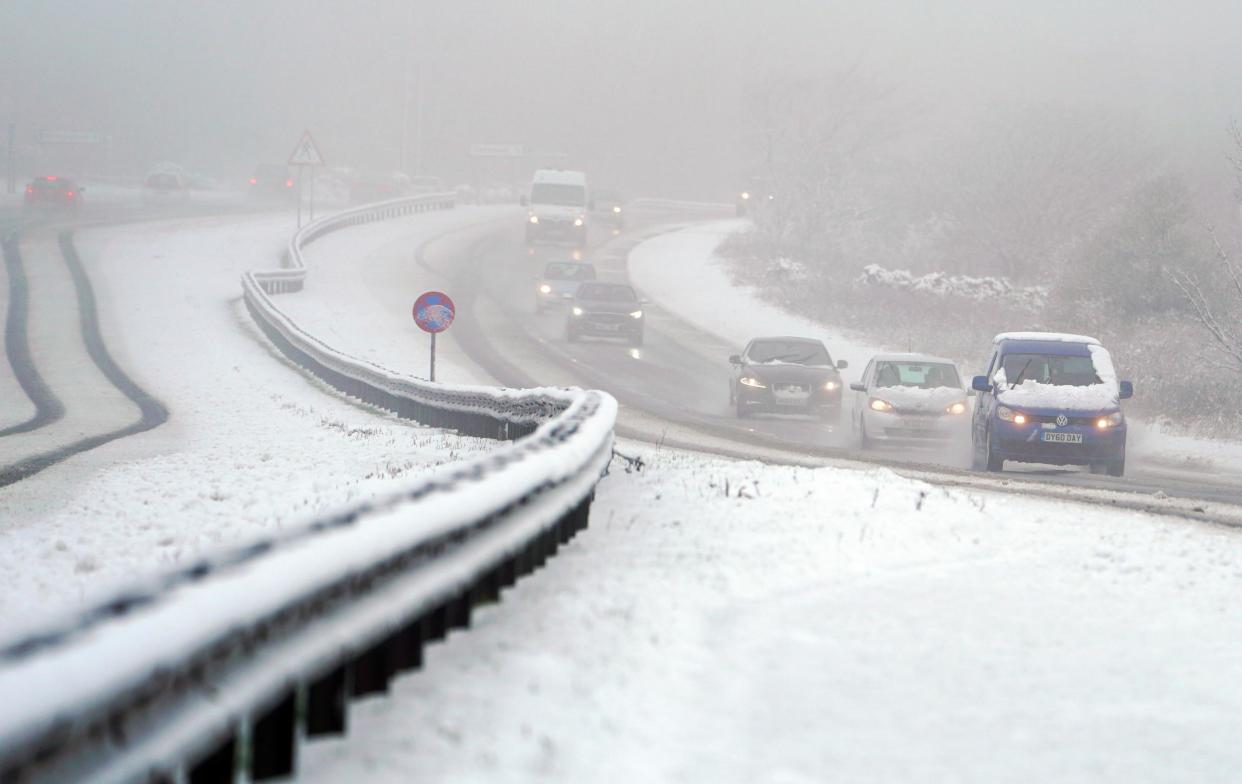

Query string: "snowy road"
[[346, 208, 1242, 511]]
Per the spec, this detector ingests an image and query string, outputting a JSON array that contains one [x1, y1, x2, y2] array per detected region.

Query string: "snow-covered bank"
[[628, 221, 1242, 473], [0, 215, 492, 628], [299, 442, 1242, 783], [628, 220, 884, 379]]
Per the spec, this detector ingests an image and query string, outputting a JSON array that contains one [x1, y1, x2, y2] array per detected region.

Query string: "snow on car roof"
[[993, 332, 1100, 345], [532, 169, 587, 185], [871, 352, 957, 365]]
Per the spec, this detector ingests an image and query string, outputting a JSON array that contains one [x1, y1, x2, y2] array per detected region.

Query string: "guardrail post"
[[349, 640, 391, 696], [251, 691, 297, 780], [188, 736, 236, 784], [393, 617, 425, 672], [448, 590, 472, 630], [306, 666, 348, 736]]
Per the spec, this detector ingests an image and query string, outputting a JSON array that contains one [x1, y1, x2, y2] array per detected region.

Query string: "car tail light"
[[249, 177, 258, 185], [66, 191, 75, 198], [45, 175, 58, 181], [25, 186, 33, 194], [285, 179, 294, 188]]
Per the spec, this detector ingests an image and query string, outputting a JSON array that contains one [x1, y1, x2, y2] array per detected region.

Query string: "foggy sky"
[[4, 0, 1242, 197]]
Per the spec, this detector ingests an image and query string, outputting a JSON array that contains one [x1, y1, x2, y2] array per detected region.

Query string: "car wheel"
[[728, 382, 735, 405], [1107, 459, 1125, 478], [736, 399, 752, 419], [859, 417, 871, 449], [985, 431, 1004, 473]]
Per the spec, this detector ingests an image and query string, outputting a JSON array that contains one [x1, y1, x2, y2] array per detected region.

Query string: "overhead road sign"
[[288, 130, 326, 166], [470, 143, 524, 158]]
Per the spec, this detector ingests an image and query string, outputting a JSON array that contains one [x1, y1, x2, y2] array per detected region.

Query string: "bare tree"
[[1167, 122, 1242, 375]]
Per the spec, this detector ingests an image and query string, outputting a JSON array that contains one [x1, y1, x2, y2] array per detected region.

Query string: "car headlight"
[[823, 380, 839, 391], [945, 401, 967, 415], [869, 398, 893, 413], [573, 217, 584, 227], [538, 284, 552, 294], [997, 406, 1027, 425], [612, 205, 622, 214], [740, 191, 750, 200], [629, 309, 643, 319], [1096, 411, 1124, 429], [739, 376, 766, 389], [528, 214, 539, 224], [571, 306, 584, 317]]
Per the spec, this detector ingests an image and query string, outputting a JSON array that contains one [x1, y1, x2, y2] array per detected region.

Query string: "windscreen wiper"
[[1009, 359, 1033, 389]]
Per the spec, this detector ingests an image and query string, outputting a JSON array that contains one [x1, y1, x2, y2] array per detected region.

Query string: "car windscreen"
[[32, 178, 72, 191], [746, 340, 832, 366], [531, 183, 586, 207], [874, 362, 961, 389], [146, 174, 180, 188], [576, 283, 635, 302], [593, 190, 621, 202], [256, 165, 289, 179], [998, 353, 1102, 387], [544, 263, 597, 281]]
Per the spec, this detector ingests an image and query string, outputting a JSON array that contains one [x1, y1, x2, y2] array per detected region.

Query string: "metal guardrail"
[[0, 194, 618, 783]]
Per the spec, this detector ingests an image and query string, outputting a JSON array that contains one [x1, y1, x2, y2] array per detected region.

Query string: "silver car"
[[850, 353, 970, 447], [535, 260, 597, 312]]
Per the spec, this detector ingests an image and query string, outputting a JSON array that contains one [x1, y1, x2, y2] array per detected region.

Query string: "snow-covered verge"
[[857, 262, 1047, 310], [299, 442, 1242, 783], [0, 215, 493, 630], [630, 221, 1242, 471]]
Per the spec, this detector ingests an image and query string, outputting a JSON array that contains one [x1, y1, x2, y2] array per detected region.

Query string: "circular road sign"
[[413, 291, 455, 333]]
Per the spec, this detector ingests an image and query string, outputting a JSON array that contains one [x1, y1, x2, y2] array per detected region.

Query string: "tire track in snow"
[[0, 231, 168, 487], [0, 226, 67, 437]]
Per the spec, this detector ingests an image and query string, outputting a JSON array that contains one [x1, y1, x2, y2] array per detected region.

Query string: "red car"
[[24, 176, 83, 210]]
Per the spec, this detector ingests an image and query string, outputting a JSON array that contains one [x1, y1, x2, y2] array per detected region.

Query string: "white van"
[[523, 169, 590, 246]]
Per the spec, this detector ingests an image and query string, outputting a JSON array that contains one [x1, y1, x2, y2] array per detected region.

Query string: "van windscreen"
[[531, 183, 586, 207]]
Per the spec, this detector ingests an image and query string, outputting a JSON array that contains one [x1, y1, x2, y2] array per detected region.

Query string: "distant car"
[[850, 353, 969, 447], [350, 171, 412, 204], [970, 332, 1133, 476], [141, 171, 190, 204], [24, 176, 82, 211], [566, 281, 644, 346], [409, 175, 444, 195], [735, 178, 774, 217], [592, 189, 625, 228], [729, 336, 847, 419], [249, 164, 296, 199], [536, 260, 597, 312]]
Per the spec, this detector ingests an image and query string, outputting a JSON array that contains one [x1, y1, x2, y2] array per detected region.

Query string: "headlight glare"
[[869, 398, 893, 413], [612, 205, 622, 213], [538, 284, 552, 294], [571, 306, 584, 317], [629, 309, 643, 319], [945, 401, 967, 415], [823, 380, 839, 391], [573, 217, 584, 227], [739, 376, 766, 389], [1096, 411, 1124, 429], [528, 214, 539, 224]]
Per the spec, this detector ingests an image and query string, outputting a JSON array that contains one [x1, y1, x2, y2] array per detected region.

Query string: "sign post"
[[412, 291, 456, 382], [288, 130, 326, 229]]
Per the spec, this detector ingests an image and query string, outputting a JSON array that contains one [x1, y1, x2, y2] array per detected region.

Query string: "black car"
[[729, 336, 848, 419], [592, 189, 625, 228], [24, 176, 83, 210], [248, 164, 296, 199], [566, 282, 645, 346]]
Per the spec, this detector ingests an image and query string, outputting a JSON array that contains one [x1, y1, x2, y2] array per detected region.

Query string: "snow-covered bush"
[[856, 264, 1047, 311]]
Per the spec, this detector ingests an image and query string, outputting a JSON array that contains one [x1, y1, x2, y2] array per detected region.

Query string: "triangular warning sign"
[[288, 130, 325, 166]]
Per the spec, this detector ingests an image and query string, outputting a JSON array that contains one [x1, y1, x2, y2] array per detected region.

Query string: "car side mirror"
[[1119, 380, 1134, 400], [728, 354, 741, 365], [520, 195, 528, 206], [836, 360, 848, 370], [849, 383, 866, 393], [971, 375, 992, 393]]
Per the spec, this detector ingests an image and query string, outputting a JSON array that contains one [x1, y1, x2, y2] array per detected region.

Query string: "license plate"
[[594, 323, 620, 332], [1042, 432, 1083, 444]]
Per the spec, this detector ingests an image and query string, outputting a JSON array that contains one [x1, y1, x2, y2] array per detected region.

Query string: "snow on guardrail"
[[0, 193, 618, 783]]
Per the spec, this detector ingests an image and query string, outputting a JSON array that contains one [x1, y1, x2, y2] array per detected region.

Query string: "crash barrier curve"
[[0, 193, 618, 783]]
